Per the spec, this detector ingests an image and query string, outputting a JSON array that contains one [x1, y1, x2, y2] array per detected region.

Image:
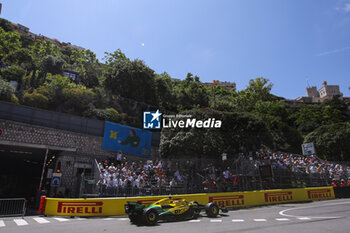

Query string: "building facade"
[[298, 81, 343, 103], [7, 18, 84, 50], [204, 80, 236, 91]]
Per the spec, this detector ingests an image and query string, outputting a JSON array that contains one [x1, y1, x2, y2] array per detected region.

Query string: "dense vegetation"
[[0, 18, 349, 160]]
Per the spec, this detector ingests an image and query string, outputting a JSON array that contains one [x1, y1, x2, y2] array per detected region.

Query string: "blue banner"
[[102, 121, 152, 158]]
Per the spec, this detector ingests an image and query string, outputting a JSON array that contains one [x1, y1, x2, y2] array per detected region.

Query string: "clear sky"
[[1, 0, 350, 99]]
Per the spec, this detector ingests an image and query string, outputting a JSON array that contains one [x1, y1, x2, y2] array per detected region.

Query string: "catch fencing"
[[78, 159, 102, 197], [0, 198, 26, 217], [79, 154, 341, 197]]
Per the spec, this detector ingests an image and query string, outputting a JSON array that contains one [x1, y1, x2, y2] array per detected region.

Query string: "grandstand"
[[79, 152, 350, 197]]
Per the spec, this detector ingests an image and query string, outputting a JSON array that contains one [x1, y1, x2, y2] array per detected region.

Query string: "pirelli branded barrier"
[[207, 187, 334, 209], [42, 187, 335, 216], [43, 193, 208, 216]]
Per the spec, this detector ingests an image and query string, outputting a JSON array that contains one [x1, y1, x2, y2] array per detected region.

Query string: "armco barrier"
[[43, 187, 335, 216]]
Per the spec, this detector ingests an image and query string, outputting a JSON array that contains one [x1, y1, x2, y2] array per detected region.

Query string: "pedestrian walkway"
[[0, 216, 73, 228]]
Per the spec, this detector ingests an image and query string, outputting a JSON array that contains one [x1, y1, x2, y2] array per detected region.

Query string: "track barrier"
[[0, 198, 26, 217], [42, 186, 335, 216], [38, 196, 47, 215], [333, 186, 350, 198]]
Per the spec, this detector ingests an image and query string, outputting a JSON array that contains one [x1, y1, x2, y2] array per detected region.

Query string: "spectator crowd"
[[96, 151, 350, 197], [249, 152, 350, 187]]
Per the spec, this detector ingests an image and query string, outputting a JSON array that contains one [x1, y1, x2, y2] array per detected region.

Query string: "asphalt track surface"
[[1, 198, 350, 233]]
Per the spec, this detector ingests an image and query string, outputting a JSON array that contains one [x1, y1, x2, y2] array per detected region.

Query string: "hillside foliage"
[[0, 21, 349, 160]]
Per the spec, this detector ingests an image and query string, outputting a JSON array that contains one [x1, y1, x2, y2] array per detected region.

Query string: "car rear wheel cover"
[[144, 208, 159, 225], [148, 212, 156, 221], [211, 205, 218, 215], [206, 203, 219, 218]]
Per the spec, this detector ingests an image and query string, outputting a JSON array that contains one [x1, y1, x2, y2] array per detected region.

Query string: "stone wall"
[[53, 154, 93, 197], [0, 119, 159, 197], [0, 119, 159, 158], [0, 119, 114, 156]]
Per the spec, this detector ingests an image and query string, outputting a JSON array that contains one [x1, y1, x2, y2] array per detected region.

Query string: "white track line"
[[53, 217, 70, 222], [14, 219, 28, 226], [103, 218, 115, 220], [254, 219, 267, 222], [232, 219, 245, 222], [117, 218, 129, 221], [33, 217, 50, 224], [210, 219, 222, 222], [0, 220, 5, 227], [279, 201, 350, 219], [298, 217, 311, 220], [189, 219, 201, 222], [276, 218, 289, 221]]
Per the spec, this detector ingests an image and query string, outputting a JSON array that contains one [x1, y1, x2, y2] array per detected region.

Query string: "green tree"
[[246, 77, 273, 100], [322, 95, 348, 113], [0, 78, 15, 101], [252, 101, 302, 152], [103, 49, 129, 65], [0, 65, 26, 84], [92, 86, 121, 111], [70, 49, 100, 87], [30, 40, 61, 67], [44, 74, 76, 109], [40, 55, 64, 75], [233, 77, 274, 111], [61, 87, 96, 114], [19, 34, 35, 48], [304, 122, 350, 160], [85, 106, 122, 123], [28, 70, 46, 88], [253, 101, 289, 122], [289, 105, 324, 135], [22, 89, 49, 108], [155, 72, 177, 111], [0, 27, 21, 60], [44, 74, 76, 93], [105, 108, 120, 122], [173, 73, 209, 110], [104, 58, 157, 105], [322, 105, 345, 124], [208, 85, 237, 112], [159, 109, 273, 158], [60, 46, 75, 64], [0, 18, 14, 32], [4, 48, 33, 67]]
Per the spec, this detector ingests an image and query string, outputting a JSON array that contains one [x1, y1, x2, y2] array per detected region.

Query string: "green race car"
[[124, 196, 228, 225]]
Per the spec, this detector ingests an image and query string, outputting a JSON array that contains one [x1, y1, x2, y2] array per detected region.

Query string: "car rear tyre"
[[205, 202, 219, 218], [143, 208, 159, 225]]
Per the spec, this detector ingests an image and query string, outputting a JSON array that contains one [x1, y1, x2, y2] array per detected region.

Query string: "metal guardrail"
[[0, 198, 26, 217]]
